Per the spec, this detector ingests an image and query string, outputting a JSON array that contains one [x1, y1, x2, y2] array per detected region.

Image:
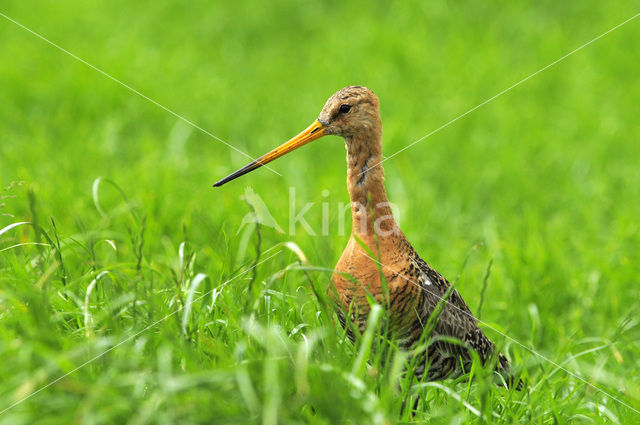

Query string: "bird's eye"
[[339, 104, 352, 114]]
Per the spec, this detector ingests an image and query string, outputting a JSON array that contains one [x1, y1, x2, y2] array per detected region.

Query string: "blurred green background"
[[1, 1, 639, 423]]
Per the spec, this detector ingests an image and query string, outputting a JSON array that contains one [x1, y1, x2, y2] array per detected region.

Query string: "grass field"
[[1, 1, 640, 423]]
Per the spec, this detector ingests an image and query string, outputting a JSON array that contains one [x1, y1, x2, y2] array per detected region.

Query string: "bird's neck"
[[345, 129, 398, 238]]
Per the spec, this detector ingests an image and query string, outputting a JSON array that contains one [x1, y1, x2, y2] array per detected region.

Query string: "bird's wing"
[[410, 255, 497, 364]]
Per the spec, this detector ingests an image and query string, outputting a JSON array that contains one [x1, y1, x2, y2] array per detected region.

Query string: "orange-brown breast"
[[330, 231, 423, 337]]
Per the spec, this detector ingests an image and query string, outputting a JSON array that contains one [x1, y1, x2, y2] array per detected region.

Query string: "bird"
[[214, 85, 520, 388]]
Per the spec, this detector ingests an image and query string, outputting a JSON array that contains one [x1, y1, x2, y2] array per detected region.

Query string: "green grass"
[[1, 0, 640, 423]]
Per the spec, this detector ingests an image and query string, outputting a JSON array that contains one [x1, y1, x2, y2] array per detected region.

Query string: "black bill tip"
[[213, 160, 261, 187]]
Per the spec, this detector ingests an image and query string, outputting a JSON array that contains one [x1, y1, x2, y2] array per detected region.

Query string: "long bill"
[[213, 120, 326, 187]]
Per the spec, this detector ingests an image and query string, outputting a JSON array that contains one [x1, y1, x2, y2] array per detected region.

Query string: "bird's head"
[[318, 86, 380, 138], [213, 85, 380, 187]]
